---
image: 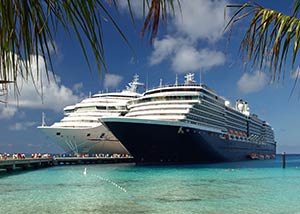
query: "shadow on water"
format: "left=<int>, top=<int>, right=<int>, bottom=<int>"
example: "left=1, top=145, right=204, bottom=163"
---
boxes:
left=133, top=154, right=300, bottom=170
left=0, top=167, right=51, bottom=178
left=201, top=154, right=300, bottom=169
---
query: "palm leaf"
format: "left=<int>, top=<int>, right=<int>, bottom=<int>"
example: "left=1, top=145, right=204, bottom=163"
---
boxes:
left=0, top=0, right=117, bottom=99
left=141, top=0, right=179, bottom=43
left=293, top=0, right=300, bottom=17
left=0, top=0, right=179, bottom=101
left=225, top=1, right=300, bottom=85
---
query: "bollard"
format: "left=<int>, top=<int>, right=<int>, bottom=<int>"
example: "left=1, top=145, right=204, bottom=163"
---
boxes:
left=282, top=152, right=286, bottom=169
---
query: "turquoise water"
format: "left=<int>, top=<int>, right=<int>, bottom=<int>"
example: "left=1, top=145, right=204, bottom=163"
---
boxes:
left=1, top=155, right=300, bottom=214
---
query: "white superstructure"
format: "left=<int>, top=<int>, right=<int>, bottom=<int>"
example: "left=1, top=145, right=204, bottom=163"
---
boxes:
left=124, top=73, right=275, bottom=146
left=38, top=74, right=143, bottom=155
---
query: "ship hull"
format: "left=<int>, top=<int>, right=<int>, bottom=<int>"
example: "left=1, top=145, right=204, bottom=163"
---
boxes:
left=102, top=118, right=276, bottom=165
left=38, top=124, right=129, bottom=155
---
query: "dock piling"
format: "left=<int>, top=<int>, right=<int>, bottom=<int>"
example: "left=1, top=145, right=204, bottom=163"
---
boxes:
left=282, top=152, right=286, bottom=169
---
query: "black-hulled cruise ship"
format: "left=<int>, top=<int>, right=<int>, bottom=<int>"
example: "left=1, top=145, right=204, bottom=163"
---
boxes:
left=101, top=73, right=276, bottom=164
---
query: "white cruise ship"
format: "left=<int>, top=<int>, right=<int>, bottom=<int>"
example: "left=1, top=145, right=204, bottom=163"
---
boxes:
left=101, top=73, right=276, bottom=164
left=38, top=75, right=143, bottom=155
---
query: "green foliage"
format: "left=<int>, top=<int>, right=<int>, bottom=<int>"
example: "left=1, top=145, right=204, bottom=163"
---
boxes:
left=0, top=0, right=178, bottom=100
left=141, top=0, right=179, bottom=43
left=226, top=1, right=300, bottom=85
left=0, top=0, right=122, bottom=97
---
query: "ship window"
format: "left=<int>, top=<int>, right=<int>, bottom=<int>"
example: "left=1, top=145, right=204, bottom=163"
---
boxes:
left=56, top=132, right=61, bottom=136
left=120, top=111, right=127, bottom=116
left=96, top=106, right=107, bottom=110
left=87, top=133, right=91, bottom=137
left=100, top=133, right=105, bottom=138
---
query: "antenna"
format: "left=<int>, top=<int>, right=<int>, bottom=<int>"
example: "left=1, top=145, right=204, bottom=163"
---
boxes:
left=159, top=78, right=163, bottom=87
left=199, top=70, right=202, bottom=84
left=175, top=74, right=178, bottom=86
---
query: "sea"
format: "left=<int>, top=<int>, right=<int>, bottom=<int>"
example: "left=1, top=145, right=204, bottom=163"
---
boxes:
left=1, top=155, right=300, bottom=214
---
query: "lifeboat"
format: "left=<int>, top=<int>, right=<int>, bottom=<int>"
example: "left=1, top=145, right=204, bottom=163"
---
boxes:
left=248, top=153, right=259, bottom=160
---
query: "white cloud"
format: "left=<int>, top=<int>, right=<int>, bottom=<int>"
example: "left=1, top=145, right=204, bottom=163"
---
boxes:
left=0, top=55, right=82, bottom=119
left=104, top=74, right=123, bottom=88
left=72, top=82, right=83, bottom=93
left=118, top=0, right=147, bottom=18
left=171, top=46, right=225, bottom=73
left=149, top=36, right=179, bottom=65
left=149, top=37, right=225, bottom=73
left=27, top=143, right=40, bottom=148
left=174, top=0, right=229, bottom=42
left=9, top=121, right=37, bottom=131
left=118, top=0, right=228, bottom=42
left=237, top=71, right=268, bottom=94
left=0, top=106, right=18, bottom=119
left=147, top=0, right=229, bottom=73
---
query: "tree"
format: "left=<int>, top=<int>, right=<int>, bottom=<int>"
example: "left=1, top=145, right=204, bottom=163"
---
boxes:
left=0, top=0, right=178, bottom=100
left=226, top=0, right=300, bottom=91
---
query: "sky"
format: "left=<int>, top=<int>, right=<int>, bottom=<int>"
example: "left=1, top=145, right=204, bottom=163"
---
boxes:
left=0, top=0, right=299, bottom=154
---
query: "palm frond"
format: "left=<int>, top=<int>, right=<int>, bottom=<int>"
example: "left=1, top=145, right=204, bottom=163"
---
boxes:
left=141, top=0, right=179, bottom=43
left=293, top=0, right=300, bottom=17
left=226, top=1, right=300, bottom=84
left=0, top=0, right=130, bottom=100
left=0, top=0, right=179, bottom=101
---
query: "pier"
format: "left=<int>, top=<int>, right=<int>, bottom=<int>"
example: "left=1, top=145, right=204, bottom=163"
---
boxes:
left=0, top=158, right=53, bottom=172
left=0, top=156, right=134, bottom=172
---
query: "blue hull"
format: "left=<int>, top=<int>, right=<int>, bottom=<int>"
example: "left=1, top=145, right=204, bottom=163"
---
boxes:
left=102, top=118, right=276, bottom=165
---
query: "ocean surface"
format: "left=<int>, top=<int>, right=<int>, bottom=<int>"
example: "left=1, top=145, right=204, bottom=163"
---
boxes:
left=1, top=155, right=300, bottom=214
